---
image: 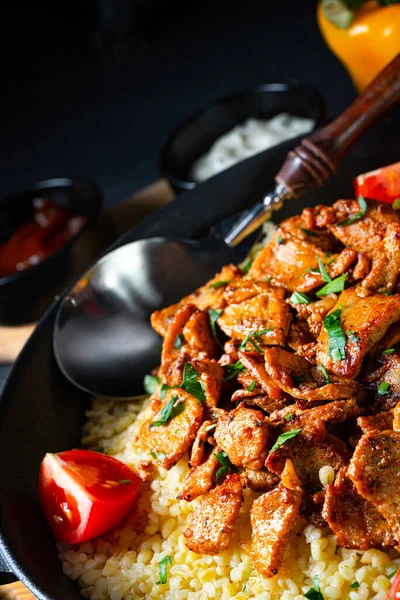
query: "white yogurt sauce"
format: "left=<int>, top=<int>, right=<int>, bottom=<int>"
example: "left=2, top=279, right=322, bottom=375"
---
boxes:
left=190, top=113, right=315, bottom=182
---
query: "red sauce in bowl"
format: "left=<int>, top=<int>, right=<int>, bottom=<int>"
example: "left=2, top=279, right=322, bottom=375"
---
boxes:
left=0, top=197, right=87, bottom=278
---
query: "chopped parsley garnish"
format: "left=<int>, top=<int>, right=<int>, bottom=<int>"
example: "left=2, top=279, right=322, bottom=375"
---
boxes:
left=214, top=451, right=237, bottom=482
left=150, top=451, right=166, bottom=461
left=248, top=380, right=257, bottom=392
left=383, top=348, right=396, bottom=354
left=389, top=568, right=398, bottom=578
left=241, top=259, right=253, bottom=274
left=348, top=331, right=360, bottom=344
left=316, top=272, right=348, bottom=297
left=284, top=413, right=294, bottom=421
left=323, top=307, right=346, bottom=362
left=270, top=428, right=302, bottom=452
left=144, top=374, right=160, bottom=395
left=385, top=290, right=393, bottom=296
left=317, top=364, right=330, bottom=384
left=318, top=257, right=331, bottom=283
left=242, top=570, right=253, bottom=592
left=208, top=308, right=223, bottom=348
left=393, top=198, right=400, bottom=210
left=349, top=581, right=360, bottom=589
left=290, top=291, right=312, bottom=305
left=160, top=383, right=175, bottom=400
left=378, top=381, right=391, bottom=396
left=266, top=277, right=273, bottom=283
left=303, top=258, right=334, bottom=277
left=277, top=235, right=284, bottom=244
left=119, top=479, right=131, bottom=484
left=174, top=333, right=185, bottom=349
left=205, top=423, right=216, bottom=432
left=156, top=555, right=172, bottom=585
left=239, top=328, right=273, bottom=354
left=339, top=195, right=367, bottom=227
left=302, top=228, right=317, bottom=237
left=209, top=280, right=230, bottom=289
left=150, top=395, right=184, bottom=427
left=222, top=360, right=246, bottom=380
left=304, top=576, right=324, bottom=600
left=181, top=363, right=206, bottom=403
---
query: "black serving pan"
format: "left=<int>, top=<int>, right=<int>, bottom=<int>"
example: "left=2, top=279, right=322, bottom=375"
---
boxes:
left=0, top=108, right=399, bottom=598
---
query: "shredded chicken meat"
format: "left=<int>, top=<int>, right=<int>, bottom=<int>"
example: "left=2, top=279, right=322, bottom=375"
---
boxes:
left=139, top=198, right=400, bottom=577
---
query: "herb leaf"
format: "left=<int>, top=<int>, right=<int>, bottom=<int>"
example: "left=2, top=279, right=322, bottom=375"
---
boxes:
left=318, top=257, right=331, bottom=283
left=349, top=582, right=360, bottom=589
left=239, top=328, right=273, bottom=354
left=339, top=196, right=367, bottom=227
left=383, top=348, right=395, bottom=355
left=205, top=423, right=216, bottom=432
left=208, top=309, right=223, bottom=348
left=156, top=555, right=172, bottom=585
left=181, top=363, right=206, bottom=403
left=393, top=198, right=400, bottom=210
left=378, top=381, right=391, bottom=396
left=316, top=273, right=348, bottom=297
left=348, top=331, right=360, bottom=344
left=222, top=360, right=246, bottom=380
left=290, top=291, right=312, bottom=305
left=150, top=395, right=184, bottom=427
left=174, top=333, right=185, bottom=349
left=323, top=307, right=346, bottom=361
left=304, top=576, right=324, bottom=600
left=270, top=429, right=302, bottom=452
left=209, top=280, right=230, bottom=289
left=119, top=479, right=131, bottom=484
left=302, top=228, right=317, bottom=237
left=214, top=451, right=236, bottom=482
left=317, top=364, right=330, bottom=384
left=248, top=380, right=257, bottom=392
left=144, top=374, right=160, bottom=395
left=160, top=383, right=176, bottom=400
left=241, top=259, right=253, bottom=274
left=150, top=450, right=166, bottom=461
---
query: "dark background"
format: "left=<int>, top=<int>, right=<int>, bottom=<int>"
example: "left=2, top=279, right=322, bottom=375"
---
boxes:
left=1, top=0, right=355, bottom=207
left=0, top=0, right=354, bottom=389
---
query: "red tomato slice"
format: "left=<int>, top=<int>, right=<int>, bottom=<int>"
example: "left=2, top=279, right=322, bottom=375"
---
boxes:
left=39, top=449, right=140, bottom=544
left=388, top=569, right=400, bottom=600
left=354, top=162, right=400, bottom=205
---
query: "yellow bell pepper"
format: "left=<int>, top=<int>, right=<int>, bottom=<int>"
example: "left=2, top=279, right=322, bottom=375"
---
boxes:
left=317, top=0, right=400, bottom=92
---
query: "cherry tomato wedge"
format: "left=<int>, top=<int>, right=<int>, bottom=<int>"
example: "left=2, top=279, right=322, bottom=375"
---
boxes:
left=39, top=449, right=140, bottom=544
left=388, top=569, right=400, bottom=599
left=354, top=161, right=400, bottom=206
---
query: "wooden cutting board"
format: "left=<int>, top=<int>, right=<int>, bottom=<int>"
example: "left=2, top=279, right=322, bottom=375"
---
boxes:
left=0, top=178, right=174, bottom=600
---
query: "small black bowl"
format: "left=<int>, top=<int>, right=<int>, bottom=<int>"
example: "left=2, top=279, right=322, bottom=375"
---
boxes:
left=159, top=82, right=327, bottom=194
left=0, top=178, right=112, bottom=325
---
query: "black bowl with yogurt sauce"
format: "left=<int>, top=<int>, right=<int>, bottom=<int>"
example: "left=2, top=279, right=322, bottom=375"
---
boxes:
left=159, top=82, right=327, bottom=194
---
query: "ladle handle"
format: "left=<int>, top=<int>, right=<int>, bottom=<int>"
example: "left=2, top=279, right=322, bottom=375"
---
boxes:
left=276, top=53, right=400, bottom=198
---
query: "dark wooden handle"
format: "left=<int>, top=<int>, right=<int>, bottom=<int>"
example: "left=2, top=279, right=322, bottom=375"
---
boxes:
left=276, top=53, right=400, bottom=198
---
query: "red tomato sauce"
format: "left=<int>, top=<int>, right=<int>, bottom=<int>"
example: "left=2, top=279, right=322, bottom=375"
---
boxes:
left=0, top=197, right=87, bottom=278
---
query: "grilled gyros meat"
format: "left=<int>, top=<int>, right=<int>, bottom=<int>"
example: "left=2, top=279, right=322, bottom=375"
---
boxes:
left=142, top=199, right=400, bottom=577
